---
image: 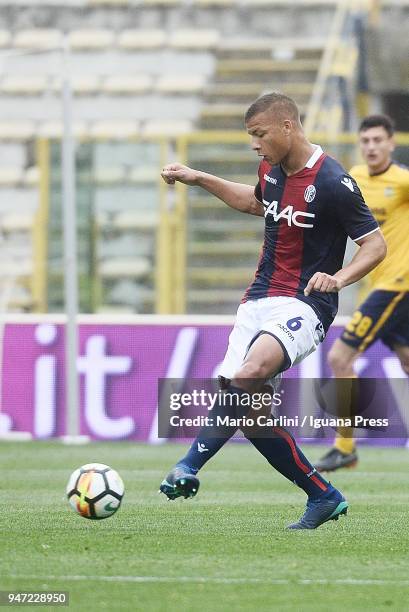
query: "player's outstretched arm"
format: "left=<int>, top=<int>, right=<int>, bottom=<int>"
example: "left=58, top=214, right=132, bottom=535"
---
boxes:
left=161, top=163, right=263, bottom=216
left=304, top=229, right=386, bottom=296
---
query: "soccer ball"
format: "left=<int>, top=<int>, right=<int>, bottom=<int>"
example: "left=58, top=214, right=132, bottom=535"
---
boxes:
left=66, top=463, right=124, bottom=520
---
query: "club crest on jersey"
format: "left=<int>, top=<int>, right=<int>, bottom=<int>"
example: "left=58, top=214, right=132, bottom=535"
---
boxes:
left=341, top=176, right=354, bottom=192
left=304, top=185, right=316, bottom=203
left=262, top=199, right=315, bottom=228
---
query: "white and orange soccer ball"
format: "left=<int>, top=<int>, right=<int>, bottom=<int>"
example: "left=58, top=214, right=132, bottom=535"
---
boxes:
left=66, top=463, right=124, bottom=520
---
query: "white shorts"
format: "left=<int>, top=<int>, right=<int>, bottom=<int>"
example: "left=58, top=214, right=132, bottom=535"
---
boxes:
left=219, top=296, right=325, bottom=382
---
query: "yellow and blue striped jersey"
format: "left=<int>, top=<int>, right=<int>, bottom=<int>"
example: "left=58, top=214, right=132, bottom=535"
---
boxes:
left=350, top=162, right=409, bottom=291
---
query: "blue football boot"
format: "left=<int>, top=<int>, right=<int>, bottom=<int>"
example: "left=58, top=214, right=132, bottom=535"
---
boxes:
left=287, top=488, right=348, bottom=529
left=159, top=464, right=200, bottom=500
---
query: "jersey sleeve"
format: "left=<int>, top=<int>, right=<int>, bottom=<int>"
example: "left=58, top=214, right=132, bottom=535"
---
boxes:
left=332, top=173, right=379, bottom=241
left=254, top=181, right=263, bottom=203
left=402, top=166, right=409, bottom=201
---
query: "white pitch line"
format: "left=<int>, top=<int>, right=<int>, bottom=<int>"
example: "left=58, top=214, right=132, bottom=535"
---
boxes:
left=7, top=576, right=409, bottom=586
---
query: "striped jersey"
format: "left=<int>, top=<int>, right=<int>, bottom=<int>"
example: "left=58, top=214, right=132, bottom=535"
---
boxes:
left=244, top=146, right=379, bottom=331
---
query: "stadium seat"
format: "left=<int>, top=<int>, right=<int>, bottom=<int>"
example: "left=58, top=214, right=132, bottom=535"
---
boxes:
left=99, top=233, right=155, bottom=259
left=194, top=0, right=235, bottom=6
left=0, top=283, right=32, bottom=310
left=216, top=58, right=320, bottom=75
left=0, top=168, right=23, bottom=186
left=102, top=75, right=153, bottom=95
left=112, top=210, right=158, bottom=229
left=99, top=257, right=151, bottom=278
left=142, top=119, right=193, bottom=137
left=95, top=211, right=110, bottom=228
left=169, top=30, right=220, bottom=50
left=218, top=37, right=275, bottom=53
left=94, top=167, right=126, bottom=184
left=205, top=82, right=263, bottom=99
left=88, top=0, right=130, bottom=5
left=278, top=82, right=315, bottom=97
left=94, top=304, right=135, bottom=314
left=188, top=267, right=253, bottom=287
left=1, top=76, right=49, bottom=95
left=218, top=36, right=325, bottom=56
left=38, top=121, right=89, bottom=138
left=188, top=288, right=239, bottom=304
left=0, top=188, right=37, bottom=215
left=118, top=29, right=166, bottom=50
left=128, top=167, right=157, bottom=183
left=68, top=29, right=115, bottom=50
left=0, top=143, right=26, bottom=168
left=23, top=167, right=40, bottom=187
left=248, top=0, right=337, bottom=5
left=13, top=29, right=62, bottom=49
left=205, top=82, right=313, bottom=103
left=102, top=281, right=155, bottom=313
left=142, top=0, right=182, bottom=6
left=0, top=121, right=36, bottom=140
left=201, top=103, right=247, bottom=117
left=0, top=212, right=34, bottom=233
left=191, top=218, right=260, bottom=236
left=155, top=75, right=206, bottom=94
left=51, top=75, right=102, bottom=95
left=0, top=259, right=32, bottom=277
left=90, top=121, right=140, bottom=139
left=200, top=103, right=253, bottom=129
left=0, top=31, right=11, bottom=47
left=189, top=240, right=260, bottom=256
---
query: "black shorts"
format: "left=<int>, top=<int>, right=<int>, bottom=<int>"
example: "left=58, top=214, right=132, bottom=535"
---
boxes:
left=341, top=290, right=409, bottom=352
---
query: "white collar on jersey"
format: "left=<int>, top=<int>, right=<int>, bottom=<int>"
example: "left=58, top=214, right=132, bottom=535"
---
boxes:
left=305, top=145, right=323, bottom=168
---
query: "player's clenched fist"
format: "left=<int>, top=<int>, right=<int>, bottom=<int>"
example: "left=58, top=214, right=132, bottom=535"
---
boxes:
left=161, top=163, right=200, bottom=186
left=304, top=272, right=345, bottom=296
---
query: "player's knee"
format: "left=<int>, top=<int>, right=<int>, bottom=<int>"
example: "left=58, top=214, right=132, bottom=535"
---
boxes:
left=401, top=363, right=409, bottom=375
left=327, top=344, right=343, bottom=371
left=234, top=360, right=267, bottom=382
left=398, top=350, right=409, bottom=375
left=327, top=342, right=354, bottom=375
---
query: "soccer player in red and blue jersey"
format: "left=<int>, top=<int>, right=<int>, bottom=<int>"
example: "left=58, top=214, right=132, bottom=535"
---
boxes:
left=159, top=93, right=386, bottom=529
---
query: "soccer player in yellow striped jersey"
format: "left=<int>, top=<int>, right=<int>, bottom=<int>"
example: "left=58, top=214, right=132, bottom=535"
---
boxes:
left=316, top=114, right=409, bottom=472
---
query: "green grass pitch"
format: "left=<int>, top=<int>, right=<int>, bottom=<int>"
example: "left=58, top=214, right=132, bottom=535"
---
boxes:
left=1, top=441, right=408, bottom=611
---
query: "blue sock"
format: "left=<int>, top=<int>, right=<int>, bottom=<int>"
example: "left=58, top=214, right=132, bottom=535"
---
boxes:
left=246, top=428, right=334, bottom=498
left=177, top=385, right=249, bottom=473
